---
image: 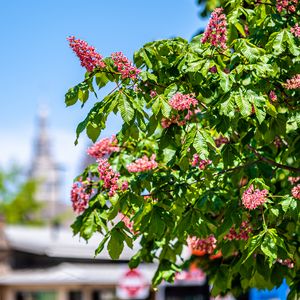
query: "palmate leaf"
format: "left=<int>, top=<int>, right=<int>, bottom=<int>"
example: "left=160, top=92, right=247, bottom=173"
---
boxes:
left=193, top=131, right=209, bottom=159
left=266, top=29, right=300, bottom=56
left=234, top=39, right=265, bottom=63
left=118, top=92, right=134, bottom=124
left=219, top=94, right=236, bottom=118
left=235, top=91, right=252, bottom=117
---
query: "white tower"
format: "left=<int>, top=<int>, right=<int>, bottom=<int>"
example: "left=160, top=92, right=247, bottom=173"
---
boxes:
left=28, top=109, right=61, bottom=221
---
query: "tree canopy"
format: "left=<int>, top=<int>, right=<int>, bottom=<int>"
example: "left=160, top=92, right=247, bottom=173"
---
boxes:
left=0, top=165, right=42, bottom=225
left=66, top=0, right=300, bottom=298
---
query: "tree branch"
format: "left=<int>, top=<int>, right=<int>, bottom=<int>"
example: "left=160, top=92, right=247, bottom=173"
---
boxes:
left=247, top=145, right=300, bottom=173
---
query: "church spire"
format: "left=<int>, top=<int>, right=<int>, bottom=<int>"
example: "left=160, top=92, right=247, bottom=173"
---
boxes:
left=35, top=107, right=51, bottom=157
left=29, top=108, right=61, bottom=222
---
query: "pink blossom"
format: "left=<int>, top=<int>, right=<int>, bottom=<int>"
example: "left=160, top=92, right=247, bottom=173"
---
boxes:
left=291, top=184, right=300, bottom=199
left=70, top=178, right=94, bottom=214
left=161, top=116, right=186, bottom=128
left=67, top=36, right=106, bottom=72
left=214, top=136, right=229, bottom=147
left=169, top=93, right=198, bottom=111
left=269, top=90, right=277, bottom=102
left=274, top=136, right=282, bottom=148
left=284, top=74, right=300, bottom=89
left=224, top=221, right=252, bottom=241
left=277, top=258, right=294, bottom=268
left=87, top=136, right=120, bottom=159
left=150, top=90, right=157, bottom=98
left=291, top=23, right=300, bottom=37
left=209, top=66, right=217, bottom=73
left=111, top=52, right=141, bottom=80
left=121, top=181, right=129, bottom=191
left=201, top=8, right=228, bottom=49
left=276, top=0, right=298, bottom=13
left=187, top=235, right=217, bottom=254
left=127, top=154, right=158, bottom=173
left=242, top=184, right=268, bottom=210
left=119, top=213, right=137, bottom=234
left=191, top=154, right=212, bottom=169
left=97, top=158, right=120, bottom=197
left=288, top=176, right=300, bottom=184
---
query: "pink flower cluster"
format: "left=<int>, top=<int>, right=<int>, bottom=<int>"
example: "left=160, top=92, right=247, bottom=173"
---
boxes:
left=291, top=23, right=300, bottom=37
left=224, top=221, right=252, bottom=241
left=169, top=93, right=198, bottom=111
left=187, top=235, right=217, bottom=254
left=277, top=258, right=294, bottom=268
left=119, top=213, right=137, bottom=234
left=191, top=154, right=212, bottom=169
left=276, top=0, right=298, bottom=13
left=269, top=90, right=277, bottom=102
left=214, top=136, right=229, bottom=147
left=201, top=8, right=228, bottom=49
left=242, top=184, right=268, bottom=210
left=87, top=136, right=120, bottom=159
left=284, top=74, right=300, bottom=89
left=67, top=36, right=106, bottom=72
left=97, top=158, right=120, bottom=197
left=111, top=52, right=141, bottom=80
left=127, top=154, right=158, bottom=173
left=161, top=108, right=201, bottom=129
left=291, top=184, right=300, bottom=199
left=288, top=176, right=300, bottom=184
left=121, top=181, right=129, bottom=191
left=161, top=116, right=185, bottom=128
left=71, top=178, right=93, bottom=214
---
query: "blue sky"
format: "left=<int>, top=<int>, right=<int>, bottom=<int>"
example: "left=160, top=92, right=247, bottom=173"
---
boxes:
left=0, top=0, right=206, bottom=201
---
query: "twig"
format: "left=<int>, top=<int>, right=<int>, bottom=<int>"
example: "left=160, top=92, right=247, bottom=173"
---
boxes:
left=247, top=145, right=300, bottom=173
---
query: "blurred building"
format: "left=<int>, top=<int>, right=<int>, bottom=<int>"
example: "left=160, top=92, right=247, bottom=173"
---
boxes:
left=0, top=224, right=157, bottom=300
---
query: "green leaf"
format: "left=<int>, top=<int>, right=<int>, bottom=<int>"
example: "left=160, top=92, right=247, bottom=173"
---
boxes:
left=243, top=232, right=264, bottom=263
left=272, top=30, right=285, bottom=55
left=95, top=235, right=109, bottom=256
left=235, top=39, right=265, bottom=63
left=107, top=229, right=124, bottom=260
left=181, top=126, right=196, bottom=156
left=86, top=123, right=101, bottom=142
left=193, top=131, right=208, bottom=159
left=280, top=196, right=297, bottom=213
left=65, top=87, right=79, bottom=107
left=219, top=72, right=232, bottom=93
left=164, top=83, right=177, bottom=98
left=118, top=92, right=134, bottom=124
left=160, top=98, right=172, bottom=118
left=81, top=211, right=96, bottom=240
left=95, top=72, right=109, bottom=88
left=261, top=233, right=277, bottom=267
left=235, top=90, right=252, bottom=117
left=75, top=117, right=89, bottom=145
left=234, top=22, right=246, bottom=37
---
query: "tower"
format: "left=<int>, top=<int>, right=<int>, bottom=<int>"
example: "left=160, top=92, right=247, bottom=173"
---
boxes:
left=28, top=109, right=61, bottom=221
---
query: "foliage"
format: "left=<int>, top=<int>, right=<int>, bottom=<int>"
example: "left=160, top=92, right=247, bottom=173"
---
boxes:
left=66, top=0, right=300, bottom=297
left=0, top=165, right=43, bottom=225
